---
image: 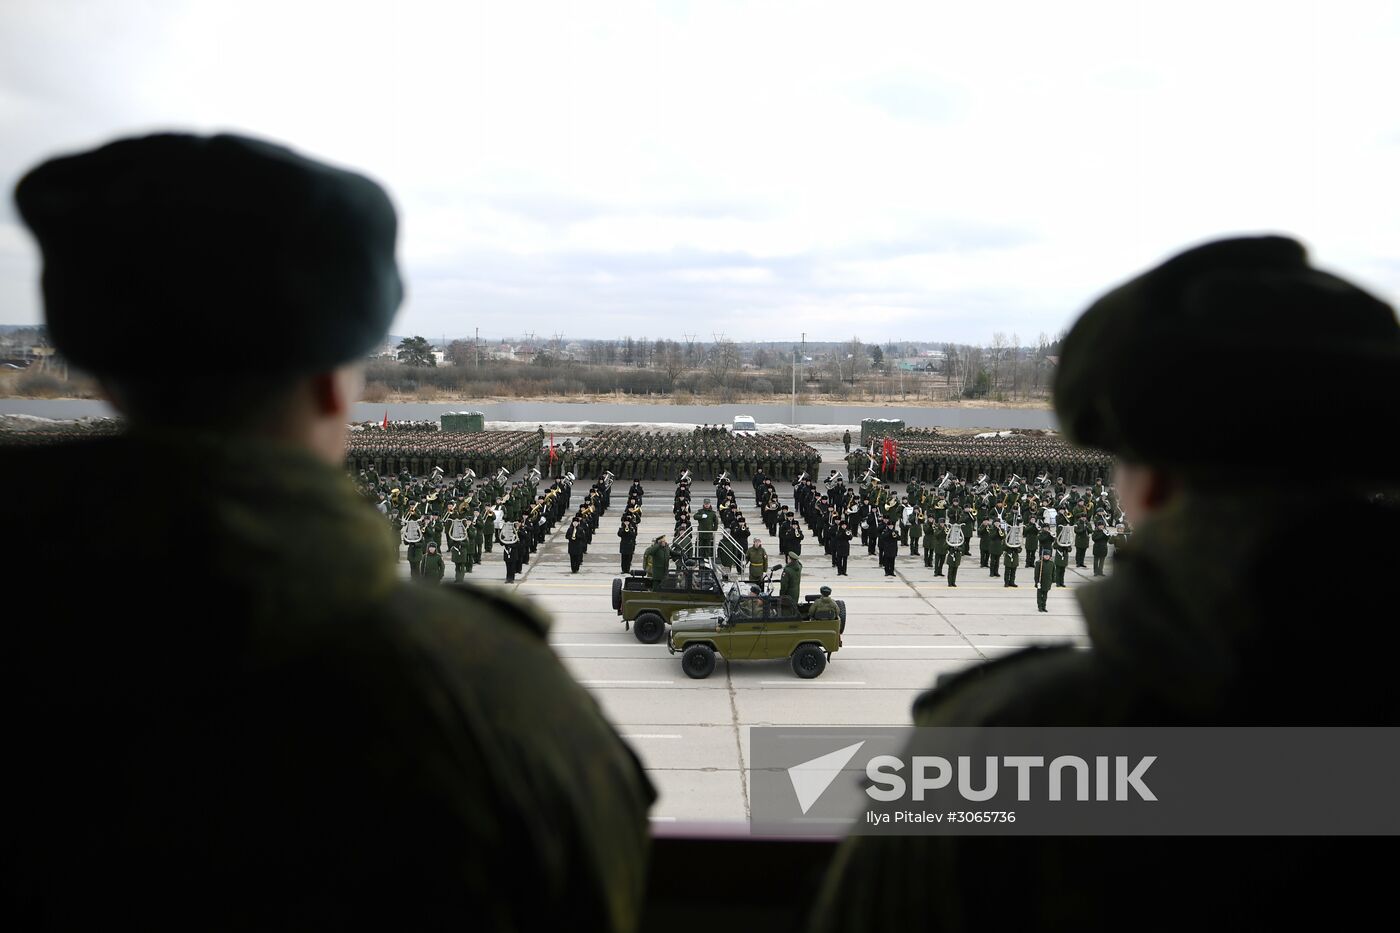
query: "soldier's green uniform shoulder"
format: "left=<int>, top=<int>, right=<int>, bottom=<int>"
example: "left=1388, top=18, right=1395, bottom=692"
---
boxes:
left=912, top=643, right=1096, bottom=726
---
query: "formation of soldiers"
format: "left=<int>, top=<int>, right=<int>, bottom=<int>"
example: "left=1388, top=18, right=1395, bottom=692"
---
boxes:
left=348, top=419, right=441, bottom=433
left=787, top=468, right=1129, bottom=609
left=350, top=458, right=578, bottom=584
left=845, top=428, right=1112, bottom=486
left=0, top=419, right=124, bottom=446
left=544, top=426, right=821, bottom=482
left=345, top=428, right=543, bottom=479
left=561, top=474, right=616, bottom=575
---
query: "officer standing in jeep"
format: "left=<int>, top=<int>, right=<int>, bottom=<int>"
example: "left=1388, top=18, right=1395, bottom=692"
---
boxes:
left=695, top=497, right=719, bottom=560
left=780, top=551, right=803, bottom=608
left=644, top=534, right=671, bottom=584
left=747, top=537, right=769, bottom=584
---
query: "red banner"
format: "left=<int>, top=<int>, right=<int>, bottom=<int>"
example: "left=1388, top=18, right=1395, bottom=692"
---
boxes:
left=881, top=437, right=898, bottom=475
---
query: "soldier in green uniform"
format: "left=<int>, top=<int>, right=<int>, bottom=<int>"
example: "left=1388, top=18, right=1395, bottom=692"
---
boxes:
left=944, top=536, right=961, bottom=587
left=694, top=497, right=719, bottom=560
left=842, top=429, right=852, bottom=453
left=814, top=235, right=1400, bottom=931
left=643, top=535, right=671, bottom=585
left=8, top=133, right=653, bottom=930
left=449, top=537, right=472, bottom=581
left=810, top=585, right=839, bottom=620
left=420, top=540, right=445, bottom=584
left=780, top=552, right=803, bottom=608
left=747, top=537, right=769, bottom=584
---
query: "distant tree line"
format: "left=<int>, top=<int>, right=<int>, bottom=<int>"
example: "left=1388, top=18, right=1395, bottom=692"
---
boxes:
left=362, top=331, right=1064, bottom=403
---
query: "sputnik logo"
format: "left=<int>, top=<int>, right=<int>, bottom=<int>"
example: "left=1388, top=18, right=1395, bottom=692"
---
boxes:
left=787, top=741, right=865, bottom=814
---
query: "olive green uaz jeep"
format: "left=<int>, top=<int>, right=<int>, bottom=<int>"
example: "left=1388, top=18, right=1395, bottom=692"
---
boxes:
left=667, top=584, right=845, bottom=679
left=613, top=560, right=727, bottom=644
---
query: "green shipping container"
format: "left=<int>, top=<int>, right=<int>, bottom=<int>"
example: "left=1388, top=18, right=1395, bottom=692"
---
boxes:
left=441, top=411, right=486, bottom=433
left=860, top=418, right=905, bottom=447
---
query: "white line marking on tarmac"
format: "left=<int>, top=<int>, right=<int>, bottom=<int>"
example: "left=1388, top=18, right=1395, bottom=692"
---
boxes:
left=650, top=816, right=679, bottom=822
left=622, top=734, right=683, bottom=739
left=579, top=679, right=676, bottom=686
left=757, top=681, right=868, bottom=686
left=555, top=643, right=1083, bottom=650
left=554, top=643, right=657, bottom=648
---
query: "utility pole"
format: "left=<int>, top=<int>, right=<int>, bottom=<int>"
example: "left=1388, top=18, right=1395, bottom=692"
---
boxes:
left=475, top=326, right=479, bottom=369
left=791, top=344, right=797, bottom=424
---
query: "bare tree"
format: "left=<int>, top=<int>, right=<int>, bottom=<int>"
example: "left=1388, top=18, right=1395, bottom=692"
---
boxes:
left=989, top=332, right=1007, bottom=397
left=705, top=338, right=741, bottom=401
left=446, top=339, right=474, bottom=366
left=659, top=340, right=686, bottom=390
left=844, top=335, right=864, bottom=384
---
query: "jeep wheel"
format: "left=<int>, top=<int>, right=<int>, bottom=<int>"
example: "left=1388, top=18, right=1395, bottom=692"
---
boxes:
left=837, top=600, right=847, bottom=634
left=611, top=577, right=624, bottom=612
left=681, top=644, right=716, bottom=679
left=634, top=612, right=665, bottom=645
left=792, top=644, right=826, bottom=679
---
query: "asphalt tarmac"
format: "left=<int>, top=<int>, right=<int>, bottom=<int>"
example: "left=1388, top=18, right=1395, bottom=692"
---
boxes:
left=400, top=443, right=1099, bottom=827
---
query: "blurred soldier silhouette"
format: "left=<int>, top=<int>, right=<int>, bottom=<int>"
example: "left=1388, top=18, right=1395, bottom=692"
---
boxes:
left=813, top=236, right=1400, bottom=932
left=5, top=132, right=652, bottom=931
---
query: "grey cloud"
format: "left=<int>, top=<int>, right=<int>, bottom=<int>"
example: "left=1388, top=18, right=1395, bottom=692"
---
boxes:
left=860, top=73, right=967, bottom=125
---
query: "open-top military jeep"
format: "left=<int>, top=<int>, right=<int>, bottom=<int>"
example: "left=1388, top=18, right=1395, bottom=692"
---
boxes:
left=613, top=559, right=728, bottom=644
left=667, top=583, right=845, bottom=679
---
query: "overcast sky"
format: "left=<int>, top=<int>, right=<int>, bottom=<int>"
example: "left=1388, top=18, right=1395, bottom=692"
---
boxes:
left=2, top=0, right=1397, bottom=344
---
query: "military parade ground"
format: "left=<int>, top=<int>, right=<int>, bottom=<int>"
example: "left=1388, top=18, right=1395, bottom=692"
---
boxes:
left=389, top=434, right=1098, bottom=825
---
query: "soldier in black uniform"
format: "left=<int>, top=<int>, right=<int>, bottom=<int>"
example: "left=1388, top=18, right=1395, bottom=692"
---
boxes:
left=1092, top=520, right=1111, bottom=576
left=832, top=520, right=852, bottom=576
left=618, top=512, right=639, bottom=572
left=814, top=235, right=1400, bottom=932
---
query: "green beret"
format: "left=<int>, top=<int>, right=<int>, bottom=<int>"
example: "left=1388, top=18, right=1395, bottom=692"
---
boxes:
left=1054, top=236, right=1399, bottom=478
left=15, top=132, right=402, bottom=377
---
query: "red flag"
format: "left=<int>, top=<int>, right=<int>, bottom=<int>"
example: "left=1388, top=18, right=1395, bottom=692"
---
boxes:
left=382, top=410, right=388, bottom=431
left=549, top=433, right=557, bottom=463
